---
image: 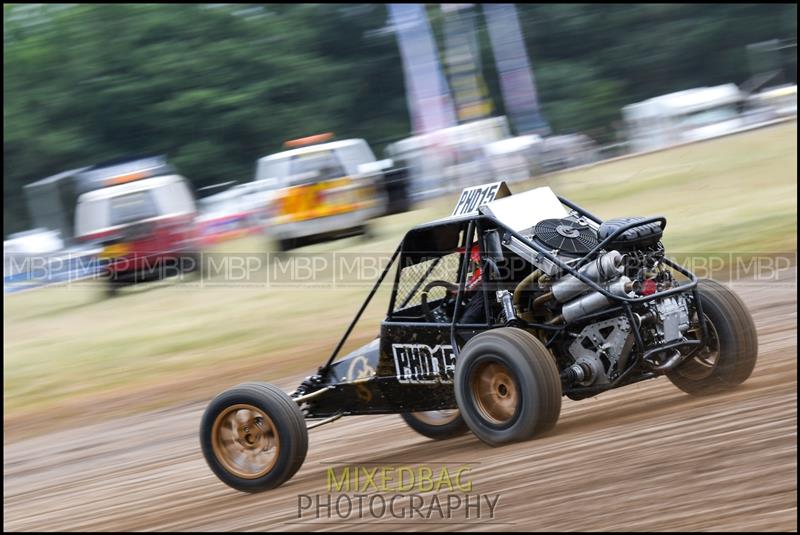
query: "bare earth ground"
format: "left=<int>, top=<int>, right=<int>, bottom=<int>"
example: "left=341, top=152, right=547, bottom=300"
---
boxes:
left=3, top=273, right=796, bottom=532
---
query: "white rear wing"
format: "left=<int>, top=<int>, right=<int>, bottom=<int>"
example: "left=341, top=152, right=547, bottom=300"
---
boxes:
left=480, top=186, right=568, bottom=232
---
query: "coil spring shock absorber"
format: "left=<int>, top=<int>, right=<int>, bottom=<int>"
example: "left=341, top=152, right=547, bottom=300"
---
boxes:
left=560, top=361, right=597, bottom=386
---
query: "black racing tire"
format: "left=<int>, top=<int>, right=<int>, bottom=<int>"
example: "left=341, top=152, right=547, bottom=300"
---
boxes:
left=200, top=382, right=308, bottom=493
left=105, top=282, right=121, bottom=298
left=401, top=410, right=469, bottom=440
left=359, top=223, right=375, bottom=241
left=182, top=251, right=205, bottom=278
left=278, top=238, right=298, bottom=253
left=454, top=327, right=562, bottom=446
left=667, top=279, right=758, bottom=396
left=105, top=272, right=125, bottom=298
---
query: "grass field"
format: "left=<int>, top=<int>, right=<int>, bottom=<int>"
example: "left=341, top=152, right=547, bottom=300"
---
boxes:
left=3, top=121, right=797, bottom=426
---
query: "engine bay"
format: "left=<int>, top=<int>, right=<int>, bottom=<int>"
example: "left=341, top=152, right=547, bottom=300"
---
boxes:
left=496, top=213, right=699, bottom=391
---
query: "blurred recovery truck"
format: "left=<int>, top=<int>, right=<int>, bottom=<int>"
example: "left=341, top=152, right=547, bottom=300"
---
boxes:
left=71, top=156, right=202, bottom=295
left=255, top=134, right=411, bottom=252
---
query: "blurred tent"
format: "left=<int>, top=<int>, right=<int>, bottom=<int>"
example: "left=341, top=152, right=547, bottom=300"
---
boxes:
left=622, top=84, right=747, bottom=152
left=23, top=168, right=90, bottom=246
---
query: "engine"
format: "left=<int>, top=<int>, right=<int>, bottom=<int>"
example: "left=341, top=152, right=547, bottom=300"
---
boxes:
left=513, top=215, right=693, bottom=387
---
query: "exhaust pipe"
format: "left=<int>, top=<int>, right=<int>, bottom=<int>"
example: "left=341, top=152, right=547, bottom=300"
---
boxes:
left=551, top=250, right=625, bottom=303
left=647, top=350, right=684, bottom=372
left=560, top=277, right=635, bottom=324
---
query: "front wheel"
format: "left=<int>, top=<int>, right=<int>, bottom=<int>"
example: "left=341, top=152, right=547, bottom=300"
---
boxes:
left=668, top=279, right=758, bottom=396
left=200, top=382, right=308, bottom=492
left=401, top=410, right=469, bottom=440
left=454, top=327, right=562, bottom=446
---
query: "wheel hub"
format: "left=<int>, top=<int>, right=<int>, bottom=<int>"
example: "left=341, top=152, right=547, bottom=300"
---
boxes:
left=212, top=404, right=280, bottom=479
left=471, top=362, right=519, bottom=425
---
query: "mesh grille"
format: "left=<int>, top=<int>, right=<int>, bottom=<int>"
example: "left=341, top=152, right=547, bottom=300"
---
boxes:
left=394, top=252, right=461, bottom=311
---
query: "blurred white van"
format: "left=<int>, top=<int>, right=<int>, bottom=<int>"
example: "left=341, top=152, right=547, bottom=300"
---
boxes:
left=255, top=136, right=386, bottom=251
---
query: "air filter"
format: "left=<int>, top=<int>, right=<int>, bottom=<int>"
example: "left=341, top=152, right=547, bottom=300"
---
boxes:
left=533, top=218, right=599, bottom=256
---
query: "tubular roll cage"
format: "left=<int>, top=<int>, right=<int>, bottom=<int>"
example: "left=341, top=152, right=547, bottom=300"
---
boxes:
left=319, top=195, right=708, bottom=389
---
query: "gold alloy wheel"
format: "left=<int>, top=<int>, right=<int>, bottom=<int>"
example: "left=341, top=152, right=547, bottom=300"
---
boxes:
left=409, top=409, right=461, bottom=426
left=470, top=361, right=519, bottom=425
left=211, top=404, right=280, bottom=479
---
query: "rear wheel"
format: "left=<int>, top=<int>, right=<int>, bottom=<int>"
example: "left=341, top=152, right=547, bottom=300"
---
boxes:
left=455, top=327, right=562, bottom=446
left=401, top=410, right=469, bottom=440
left=200, top=382, right=308, bottom=492
left=668, top=279, right=758, bottom=395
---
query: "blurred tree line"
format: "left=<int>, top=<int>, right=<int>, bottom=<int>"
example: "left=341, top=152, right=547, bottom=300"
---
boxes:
left=4, top=3, right=796, bottom=234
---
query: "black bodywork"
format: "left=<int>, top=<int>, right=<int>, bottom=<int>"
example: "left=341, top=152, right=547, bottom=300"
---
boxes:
left=292, top=194, right=707, bottom=419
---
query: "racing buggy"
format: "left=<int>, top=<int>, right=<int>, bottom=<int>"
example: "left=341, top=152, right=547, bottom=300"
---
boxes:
left=200, top=182, right=758, bottom=492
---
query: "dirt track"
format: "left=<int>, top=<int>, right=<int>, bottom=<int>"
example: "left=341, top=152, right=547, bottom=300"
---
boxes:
left=4, top=276, right=797, bottom=532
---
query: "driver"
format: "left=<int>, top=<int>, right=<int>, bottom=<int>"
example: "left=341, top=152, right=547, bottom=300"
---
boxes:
left=424, top=245, right=487, bottom=324
left=423, top=240, right=511, bottom=324
left=459, top=246, right=487, bottom=324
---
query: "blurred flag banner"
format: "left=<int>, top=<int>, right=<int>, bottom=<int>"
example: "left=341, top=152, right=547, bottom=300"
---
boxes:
left=483, top=3, right=549, bottom=135
left=441, top=4, right=493, bottom=123
left=389, top=3, right=458, bottom=134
